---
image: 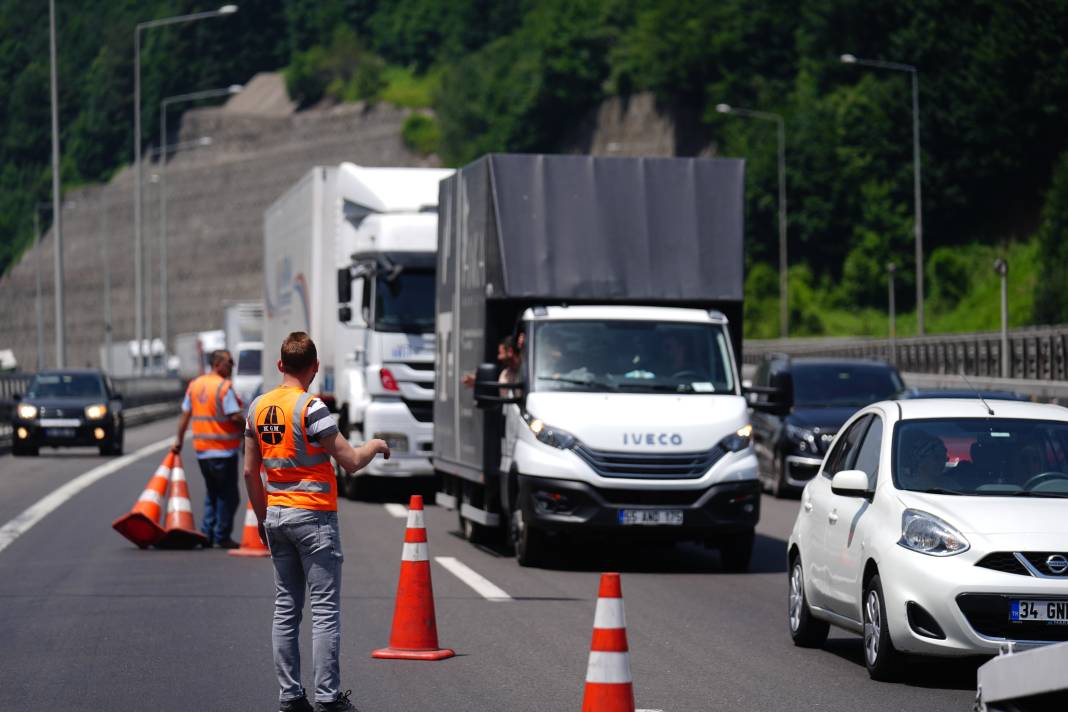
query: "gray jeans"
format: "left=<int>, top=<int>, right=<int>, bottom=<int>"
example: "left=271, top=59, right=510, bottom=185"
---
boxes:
left=264, top=506, right=343, bottom=703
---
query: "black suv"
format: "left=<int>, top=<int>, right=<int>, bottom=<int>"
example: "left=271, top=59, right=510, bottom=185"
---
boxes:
left=11, top=370, right=125, bottom=456
left=748, top=356, right=903, bottom=496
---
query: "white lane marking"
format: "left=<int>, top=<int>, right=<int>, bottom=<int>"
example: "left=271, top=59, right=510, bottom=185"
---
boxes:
left=383, top=503, right=408, bottom=518
left=0, top=437, right=173, bottom=556
left=434, top=556, right=512, bottom=601
left=637, top=709, right=665, bottom=711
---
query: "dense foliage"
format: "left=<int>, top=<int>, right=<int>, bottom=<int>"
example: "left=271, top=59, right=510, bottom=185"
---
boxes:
left=2, top=0, right=1067, bottom=336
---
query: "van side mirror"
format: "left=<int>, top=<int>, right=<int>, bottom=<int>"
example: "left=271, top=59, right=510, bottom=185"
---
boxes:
left=338, top=305, right=353, bottom=323
left=473, top=362, right=524, bottom=409
left=337, top=267, right=352, bottom=305
left=831, top=469, right=872, bottom=498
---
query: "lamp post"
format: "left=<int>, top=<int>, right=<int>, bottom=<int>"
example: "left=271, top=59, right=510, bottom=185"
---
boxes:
left=159, top=86, right=240, bottom=353
left=716, top=103, right=788, bottom=337
left=994, top=257, right=1009, bottom=378
left=133, top=5, right=237, bottom=373
left=33, top=201, right=76, bottom=371
left=886, top=262, right=897, bottom=364
left=48, top=0, right=65, bottom=367
left=841, top=53, right=925, bottom=335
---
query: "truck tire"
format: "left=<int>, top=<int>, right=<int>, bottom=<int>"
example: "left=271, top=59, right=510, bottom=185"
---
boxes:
left=511, top=507, right=548, bottom=568
left=719, top=530, right=754, bottom=572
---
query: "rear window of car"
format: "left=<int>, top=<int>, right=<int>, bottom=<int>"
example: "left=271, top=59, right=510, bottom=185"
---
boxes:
left=28, top=373, right=105, bottom=399
left=792, top=364, right=902, bottom=407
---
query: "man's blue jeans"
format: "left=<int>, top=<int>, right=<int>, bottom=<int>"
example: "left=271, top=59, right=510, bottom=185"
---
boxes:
left=195, top=454, right=239, bottom=543
left=264, top=506, right=343, bottom=704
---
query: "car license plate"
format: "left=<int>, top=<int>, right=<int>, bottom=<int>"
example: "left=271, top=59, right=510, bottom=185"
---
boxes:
left=44, top=428, right=76, bottom=438
left=1010, top=600, right=1068, bottom=624
left=39, top=418, right=81, bottom=427
left=618, top=509, right=683, bottom=526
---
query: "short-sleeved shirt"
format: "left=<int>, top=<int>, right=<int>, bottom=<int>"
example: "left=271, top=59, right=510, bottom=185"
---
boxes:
left=183, top=385, right=243, bottom=459
left=244, top=395, right=339, bottom=445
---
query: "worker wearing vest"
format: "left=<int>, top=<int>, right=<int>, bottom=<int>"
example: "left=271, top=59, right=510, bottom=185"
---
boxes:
left=244, top=332, right=389, bottom=712
left=173, top=349, right=244, bottom=548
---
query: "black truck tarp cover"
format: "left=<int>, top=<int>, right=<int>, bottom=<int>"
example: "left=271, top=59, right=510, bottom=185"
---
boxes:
left=434, top=153, right=746, bottom=481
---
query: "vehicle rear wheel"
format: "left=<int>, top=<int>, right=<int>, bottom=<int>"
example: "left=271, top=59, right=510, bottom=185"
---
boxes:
left=511, top=507, right=548, bottom=567
left=863, top=574, right=904, bottom=681
left=719, top=530, right=755, bottom=572
left=788, top=555, right=829, bottom=647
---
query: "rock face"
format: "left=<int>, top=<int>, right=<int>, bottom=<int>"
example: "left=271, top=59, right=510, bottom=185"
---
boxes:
left=0, top=73, right=438, bottom=371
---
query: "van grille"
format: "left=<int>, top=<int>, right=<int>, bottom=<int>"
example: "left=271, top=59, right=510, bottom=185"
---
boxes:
left=572, top=445, right=726, bottom=480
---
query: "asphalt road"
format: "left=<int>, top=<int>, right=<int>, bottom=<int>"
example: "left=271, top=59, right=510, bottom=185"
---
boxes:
left=0, top=417, right=979, bottom=711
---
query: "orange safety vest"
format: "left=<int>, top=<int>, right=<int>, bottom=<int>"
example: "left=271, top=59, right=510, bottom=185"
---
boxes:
left=249, top=385, right=336, bottom=511
left=188, top=373, right=243, bottom=453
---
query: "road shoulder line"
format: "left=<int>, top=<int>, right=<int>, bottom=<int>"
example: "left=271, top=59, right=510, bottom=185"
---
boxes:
left=434, top=555, right=512, bottom=601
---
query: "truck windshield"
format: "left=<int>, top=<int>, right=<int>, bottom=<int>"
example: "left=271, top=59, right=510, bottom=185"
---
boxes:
left=28, top=373, right=105, bottom=399
left=237, top=349, right=261, bottom=375
left=531, top=320, right=734, bottom=394
left=375, top=270, right=435, bottom=333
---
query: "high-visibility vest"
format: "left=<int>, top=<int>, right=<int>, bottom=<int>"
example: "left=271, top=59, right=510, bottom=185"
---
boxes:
left=249, top=385, right=336, bottom=511
left=188, top=373, right=243, bottom=453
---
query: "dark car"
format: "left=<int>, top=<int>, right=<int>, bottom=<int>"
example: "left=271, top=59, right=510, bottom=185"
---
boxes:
left=11, top=370, right=124, bottom=456
left=747, top=356, right=903, bottom=496
left=897, top=387, right=1029, bottom=401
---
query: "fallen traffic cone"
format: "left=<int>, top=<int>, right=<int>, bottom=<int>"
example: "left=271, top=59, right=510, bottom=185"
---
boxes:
left=229, top=502, right=270, bottom=558
left=581, top=573, right=635, bottom=712
left=111, top=451, right=173, bottom=548
left=372, top=495, right=454, bottom=661
left=156, top=454, right=209, bottom=550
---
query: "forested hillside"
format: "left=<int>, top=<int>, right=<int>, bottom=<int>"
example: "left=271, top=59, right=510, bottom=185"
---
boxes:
left=3, top=0, right=1067, bottom=335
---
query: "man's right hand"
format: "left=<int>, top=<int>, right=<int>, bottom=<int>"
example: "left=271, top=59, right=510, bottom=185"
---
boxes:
left=171, top=438, right=183, bottom=454
left=365, top=438, right=391, bottom=461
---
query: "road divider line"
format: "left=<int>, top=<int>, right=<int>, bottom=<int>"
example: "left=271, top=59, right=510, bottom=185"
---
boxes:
left=0, top=437, right=173, bottom=556
left=383, top=503, right=409, bottom=518
left=434, top=556, right=512, bottom=601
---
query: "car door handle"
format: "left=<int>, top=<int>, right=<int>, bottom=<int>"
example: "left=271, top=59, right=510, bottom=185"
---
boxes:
left=827, top=510, right=839, bottom=525
left=803, top=499, right=813, bottom=512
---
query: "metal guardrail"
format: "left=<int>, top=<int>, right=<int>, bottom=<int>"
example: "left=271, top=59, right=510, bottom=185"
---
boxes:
left=744, top=325, right=1068, bottom=381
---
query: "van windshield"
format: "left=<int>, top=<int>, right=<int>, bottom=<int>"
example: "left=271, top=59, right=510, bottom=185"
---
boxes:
left=530, top=320, right=734, bottom=394
left=375, top=270, right=435, bottom=333
left=237, top=349, right=261, bottom=375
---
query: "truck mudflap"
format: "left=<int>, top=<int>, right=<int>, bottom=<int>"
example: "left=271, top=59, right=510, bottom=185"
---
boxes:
left=517, top=474, right=760, bottom=537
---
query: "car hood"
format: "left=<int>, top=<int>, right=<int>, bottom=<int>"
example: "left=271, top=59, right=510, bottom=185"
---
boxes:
left=786, top=406, right=858, bottom=431
left=896, top=490, right=1068, bottom=535
left=525, top=391, right=747, bottom=452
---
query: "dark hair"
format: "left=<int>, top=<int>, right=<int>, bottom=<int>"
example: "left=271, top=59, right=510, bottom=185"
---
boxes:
left=500, top=336, right=516, bottom=352
left=280, top=332, right=317, bottom=374
left=211, top=350, right=232, bottom=368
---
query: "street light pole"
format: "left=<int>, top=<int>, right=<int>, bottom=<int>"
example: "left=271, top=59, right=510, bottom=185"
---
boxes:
left=49, top=0, right=65, bottom=367
left=133, top=5, right=238, bottom=373
left=159, top=86, right=241, bottom=355
left=994, top=258, right=1009, bottom=378
left=841, top=53, right=925, bottom=335
left=887, top=262, right=897, bottom=364
left=33, top=209, right=44, bottom=371
left=716, top=103, right=788, bottom=337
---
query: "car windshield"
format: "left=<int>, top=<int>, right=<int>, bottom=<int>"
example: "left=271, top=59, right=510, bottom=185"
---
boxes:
left=375, top=269, right=435, bottom=333
left=792, top=364, right=902, bottom=407
left=531, top=320, right=734, bottom=394
left=237, top=349, right=261, bottom=375
left=27, top=373, right=105, bottom=399
left=893, top=418, right=1068, bottom=497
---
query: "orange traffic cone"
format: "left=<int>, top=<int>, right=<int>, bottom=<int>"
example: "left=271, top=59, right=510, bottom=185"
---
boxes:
left=372, top=495, right=454, bottom=660
left=111, top=451, right=173, bottom=548
left=581, top=573, right=635, bottom=712
left=229, top=502, right=270, bottom=558
left=156, top=455, right=209, bottom=549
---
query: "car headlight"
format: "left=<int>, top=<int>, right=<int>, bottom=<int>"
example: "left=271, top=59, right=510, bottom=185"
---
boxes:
left=524, top=415, right=576, bottom=450
left=898, top=509, right=970, bottom=556
left=16, top=403, right=38, bottom=419
left=720, top=423, right=753, bottom=452
left=85, top=404, right=108, bottom=420
left=785, top=424, right=818, bottom=453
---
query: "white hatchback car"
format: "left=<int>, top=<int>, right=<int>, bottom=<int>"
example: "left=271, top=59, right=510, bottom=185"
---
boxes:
left=787, top=398, right=1068, bottom=679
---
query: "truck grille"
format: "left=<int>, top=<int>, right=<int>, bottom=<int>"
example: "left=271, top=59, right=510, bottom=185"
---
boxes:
left=403, top=399, right=433, bottom=423
left=572, top=445, right=726, bottom=480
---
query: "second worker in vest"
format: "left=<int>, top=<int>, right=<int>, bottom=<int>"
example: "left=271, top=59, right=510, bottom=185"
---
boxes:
left=173, top=349, right=245, bottom=548
left=244, top=332, right=390, bottom=712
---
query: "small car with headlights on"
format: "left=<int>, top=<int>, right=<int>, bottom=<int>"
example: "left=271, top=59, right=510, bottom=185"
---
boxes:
left=11, top=370, right=124, bottom=456
left=787, top=398, right=1068, bottom=680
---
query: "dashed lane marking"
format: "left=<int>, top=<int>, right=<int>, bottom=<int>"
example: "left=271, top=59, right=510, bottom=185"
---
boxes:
left=0, top=437, right=173, bottom=556
left=383, top=503, right=408, bottom=518
left=434, top=555, right=512, bottom=601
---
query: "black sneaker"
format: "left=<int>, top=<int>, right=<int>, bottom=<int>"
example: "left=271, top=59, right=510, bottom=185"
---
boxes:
left=314, top=690, right=358, bottom=712
left=217, top=538, right=241, bottom=550
left=279, top=694, right=313, bottom=712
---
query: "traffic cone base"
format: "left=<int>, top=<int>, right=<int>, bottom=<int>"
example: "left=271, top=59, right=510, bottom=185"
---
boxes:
left=111, top=512, right=166, bottom=549
left=371, top=646, right=455, bottom=661
left=229, top=502, right=270, bottom=558
left=112, top=453, right=173, bottom=548
left=156, top=457, right=208, bottom=550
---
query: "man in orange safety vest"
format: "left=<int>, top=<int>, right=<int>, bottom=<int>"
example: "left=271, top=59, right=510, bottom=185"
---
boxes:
left=244, top=331, right=389, bottom=712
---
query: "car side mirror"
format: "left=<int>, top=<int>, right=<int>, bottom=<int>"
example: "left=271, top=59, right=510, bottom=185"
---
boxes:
left=831, top=469, right=872, bottom=498
left=744, top=385, right=791, bottom=415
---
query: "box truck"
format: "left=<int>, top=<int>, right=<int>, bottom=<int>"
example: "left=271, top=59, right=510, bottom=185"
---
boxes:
left=223, top=301, right=264, bottom=406
left=434, top=154, right=759, bottom=568
left=265, top=163, right=452, bottom=496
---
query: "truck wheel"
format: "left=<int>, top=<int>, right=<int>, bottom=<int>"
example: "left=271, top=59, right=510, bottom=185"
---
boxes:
left=511, top=508, right=548, bottom=567
left=719, top=530, right=754, bottom=572
left=458, top=511, right=487, bottom=544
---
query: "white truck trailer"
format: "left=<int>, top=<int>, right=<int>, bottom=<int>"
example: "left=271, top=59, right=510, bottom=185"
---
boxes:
left=435, top=154, right=760, bottom=569
left=265, top=163, right=452, bottom=497
left=223, top=301, right=264, bottom=406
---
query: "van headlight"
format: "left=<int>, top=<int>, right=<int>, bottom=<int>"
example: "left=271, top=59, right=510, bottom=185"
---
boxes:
left=17, top=403, right=38, bottom=419
left=898, top=509, right=970, bottom=556
left=85, top=404, right=108, bottom=420
left=720, top=423, right=753, bottom=452
left=524, top=414, right=576, bottom=450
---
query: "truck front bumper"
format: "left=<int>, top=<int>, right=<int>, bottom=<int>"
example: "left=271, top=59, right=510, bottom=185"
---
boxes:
left=359, top=400, right=433, bottom=477
left=518, top=474, right=761, bottom=540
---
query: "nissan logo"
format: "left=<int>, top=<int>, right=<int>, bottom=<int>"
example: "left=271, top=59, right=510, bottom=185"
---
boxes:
left=1046, top=555, right=1068, bottom=575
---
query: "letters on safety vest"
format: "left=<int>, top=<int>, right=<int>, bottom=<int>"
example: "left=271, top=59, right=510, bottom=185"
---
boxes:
left=188, top=374, right=242, bottom=453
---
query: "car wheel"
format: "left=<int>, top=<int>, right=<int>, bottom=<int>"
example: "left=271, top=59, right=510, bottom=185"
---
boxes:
left=511, top=507, right=548, bottom=567
left=863, top=574, right=904, bottom=681
left=788, top=555, right=829, bottom=647
left=720, top=530, right=755, bottom=572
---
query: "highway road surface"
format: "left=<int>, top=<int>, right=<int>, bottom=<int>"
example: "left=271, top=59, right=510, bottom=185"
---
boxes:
left=0, top=417, right=979, bottom=711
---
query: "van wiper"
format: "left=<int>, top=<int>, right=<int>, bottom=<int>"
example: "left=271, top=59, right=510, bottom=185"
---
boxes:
left=1005, top=490, right=1068, bottom=498
left=537, top=375, right=615, bottom=391
left=618, top=382, right=690, bottom=393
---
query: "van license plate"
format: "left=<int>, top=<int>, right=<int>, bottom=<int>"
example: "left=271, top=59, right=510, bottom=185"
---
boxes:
left=1010, top=600, right=1068, bottom=624
left=618, top=509, right=683, bottom=526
